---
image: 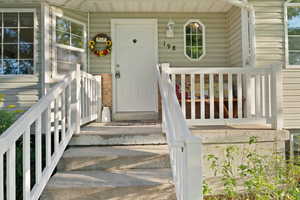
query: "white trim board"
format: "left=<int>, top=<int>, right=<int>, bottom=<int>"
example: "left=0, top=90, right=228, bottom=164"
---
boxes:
left=111, top=19, right=159, bottom=117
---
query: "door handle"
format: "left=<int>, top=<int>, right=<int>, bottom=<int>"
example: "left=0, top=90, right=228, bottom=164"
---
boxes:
left=115, top=71, right=121, bottom=79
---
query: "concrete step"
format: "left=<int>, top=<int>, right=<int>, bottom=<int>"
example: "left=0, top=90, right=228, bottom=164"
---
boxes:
left=70, top=123, right=166, bottom=146
left=41, top=169, right=175, bottom=200
left=57, top=145, right=170, bottom=171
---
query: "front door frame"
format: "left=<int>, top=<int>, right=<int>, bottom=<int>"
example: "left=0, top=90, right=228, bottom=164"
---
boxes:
left=111, top=18, right=159, bottom=117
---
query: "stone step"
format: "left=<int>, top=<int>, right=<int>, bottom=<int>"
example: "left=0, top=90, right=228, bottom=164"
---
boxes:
left=57, top=145, right=170, bottom=171
left=41, top=169, right=175, bottom=200
left=70, top=124, right=166, bottom=146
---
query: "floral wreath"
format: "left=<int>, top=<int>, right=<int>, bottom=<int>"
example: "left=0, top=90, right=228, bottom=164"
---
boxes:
left=88, top=33, right=112, bottom=57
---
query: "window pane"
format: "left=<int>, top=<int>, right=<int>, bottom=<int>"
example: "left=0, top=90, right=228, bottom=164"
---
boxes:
left=3, top=28, right=18, bottom=43
left=185, top=25, right=191, bottom=34
left=20, top=44, right=33, bottom=59
left=197, top=36, right=203, bottom=46
left=20, top=28, right=34, bottom=43
left=186, top=35, right=191, bottom=46
left=70, top=51, right=83, bottom=64
left=289, top=52, right=300, bottom=65
left=288, top=7, right=300, bottom=35
left=57, top=62, right=73, bottom=74
left=3, top=13, right=18, bottom=27
left=57, top=47, right=70, bottom=62
left=56, top=17, right=70, bottom=32
left=20, top=13, right=33, bottom=27
left=186, top=46, right=191, bottom=57
left=71, top=35, right=83, bottom=48
left=56, top=31, right=70, bottom=46
left=19, top=60, right=33, bottom=74
left=3, top=44, right=18, bottom=59
left=192, top=47, right=198, bottom=59
left=71, top=22, right=83, bottom=37
left=3, top=59, right=18, bottom=74
left=0, top=62, right=3, bottom=74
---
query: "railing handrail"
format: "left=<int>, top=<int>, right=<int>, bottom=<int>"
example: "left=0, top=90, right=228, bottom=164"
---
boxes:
left=0, top=64, right=102, bottom=200
left=156, top=63, right=203, bottom=200
left=165, top=65, right=280, bottom=74
left=0, top=71, right=76, bottom=154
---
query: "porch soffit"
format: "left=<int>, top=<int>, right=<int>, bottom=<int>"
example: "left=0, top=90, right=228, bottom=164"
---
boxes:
left=2, top=0, right=234, bottom=12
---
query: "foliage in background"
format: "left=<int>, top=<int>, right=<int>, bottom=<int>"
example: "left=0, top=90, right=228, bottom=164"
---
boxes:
left=0, top=94, right=25, bottom=199
left=0, top=94, right=23, bottom=134
left=204, top=136, right=300, bottom=200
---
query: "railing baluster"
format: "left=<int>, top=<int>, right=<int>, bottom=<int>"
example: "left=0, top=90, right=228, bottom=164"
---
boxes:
left=0, top=154, right=3, bottom=200
left=35, top=116, right=42, bottom=184
left=7, top=144, right=16, bottom=200
left=209, top=73, right=214, bottom=119
left=171, top=74, right=176, bottom=92
left=54, top=98, right=59, bottom=153
left=61, top=91, right=66, bottom=140
left=255, top=74, right=262, bottom=118
left=228, top=73, right=233, bottom=119
left=219, top=73, right=224, bottom=119
left=261, top=75, right=266, bottom=117
left=265, top=73, right=271, bottom=119
left=191, top=74, right=196, bottom=120
left=23, top=127, right=31, bottom=200
left=46, top=106, right=51, bottom=166
left=237, top=73, right=243, bottom=118
left=246, top=74, right=252, bottom=118
left=181, top=74, right=186, bottom=117
left=200, top=73, right=205, bottom=119
left=68, top=85, right=72, bottom=132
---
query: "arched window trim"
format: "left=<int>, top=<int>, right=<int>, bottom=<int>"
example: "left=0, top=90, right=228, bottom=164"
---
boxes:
left=183, top=19, right=206, bottom=61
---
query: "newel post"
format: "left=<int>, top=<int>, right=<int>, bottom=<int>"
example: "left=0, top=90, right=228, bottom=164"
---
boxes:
left=271, top=65, right=283, bottom=130
left=75, top=64, right=81, bottom=134
left=95, top=76, right=102, bottom=123
left=184, top=136, right=203, bottom=200
left=160, top=63, right=170, bottom=133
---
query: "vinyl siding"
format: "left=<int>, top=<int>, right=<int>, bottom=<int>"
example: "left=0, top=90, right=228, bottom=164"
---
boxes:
left=0, top=3, right=41, bottom=111
left=227, top=6, right=243, bottom=67
left=89, top=12, right=237, bottom=74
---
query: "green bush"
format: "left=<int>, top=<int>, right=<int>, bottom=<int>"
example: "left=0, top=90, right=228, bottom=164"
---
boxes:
left=0, top=94, right=24, bottom=199
left=205, top=137, right=300, bottom=200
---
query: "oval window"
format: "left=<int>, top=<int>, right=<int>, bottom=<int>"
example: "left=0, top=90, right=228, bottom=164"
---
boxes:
left=184, top=20, right=205, bottom=61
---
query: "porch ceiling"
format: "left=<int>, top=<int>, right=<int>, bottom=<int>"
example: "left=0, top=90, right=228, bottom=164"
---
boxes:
left=47, top=0, right=233, bottom=12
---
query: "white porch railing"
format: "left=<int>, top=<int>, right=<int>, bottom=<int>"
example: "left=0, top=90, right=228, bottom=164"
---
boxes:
left=80, top=71, right=102, bottom=125
left=156, top=63, right=203, bottom=200
left=161, top=63, right=283, bottom=129
left=0, top=65, right=101, bottom=200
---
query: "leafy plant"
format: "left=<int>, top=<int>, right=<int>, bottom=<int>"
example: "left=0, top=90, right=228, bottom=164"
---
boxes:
left=205, top=136, right=300, bottom=200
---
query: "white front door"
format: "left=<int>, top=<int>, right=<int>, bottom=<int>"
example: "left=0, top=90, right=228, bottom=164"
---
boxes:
left=112, top=19, right=158, bottom=114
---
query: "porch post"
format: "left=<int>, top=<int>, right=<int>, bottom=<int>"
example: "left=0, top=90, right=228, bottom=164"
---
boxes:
left=160, top=63, right=170, bottom=133
left=95, top=76, right=102, bottom=123
left=271, top=65, right=283, bottom=130
left=75, top=64, right=81, bottom=134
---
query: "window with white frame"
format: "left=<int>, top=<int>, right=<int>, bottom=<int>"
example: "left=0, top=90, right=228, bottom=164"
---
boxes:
left=184, top=19, right=205, bottom=61
left=0, top=11, right=35, bottom=75
left=55, top=16, right=85, bottom=75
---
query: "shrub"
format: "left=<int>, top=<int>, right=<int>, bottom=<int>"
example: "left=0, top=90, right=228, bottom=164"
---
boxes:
left=205, top=136, right=300, bottom=200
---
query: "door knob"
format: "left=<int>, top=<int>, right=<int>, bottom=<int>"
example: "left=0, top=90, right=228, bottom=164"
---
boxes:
left=115, top=71, right=121, bottom=79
